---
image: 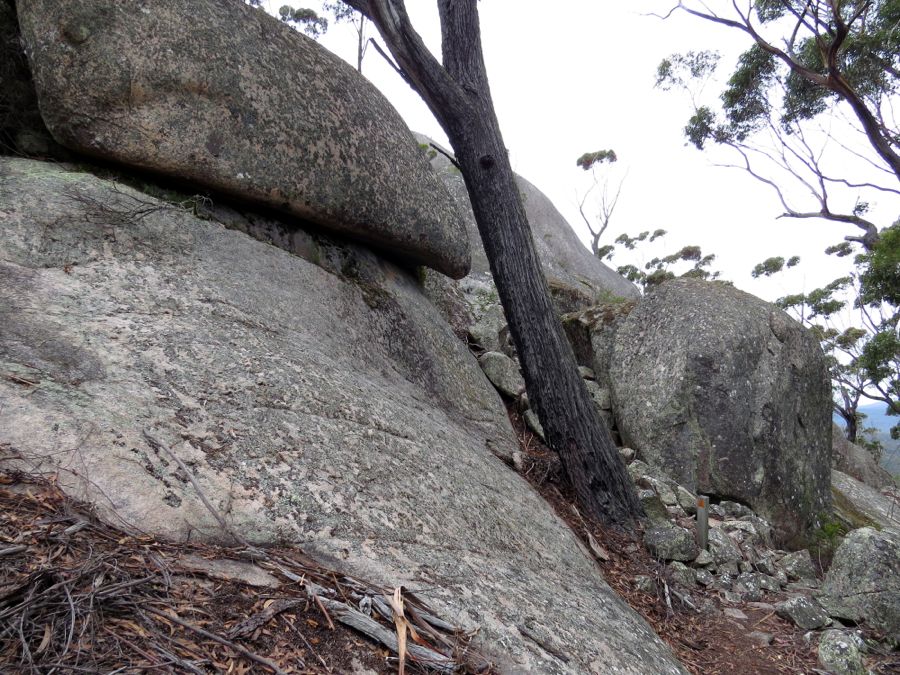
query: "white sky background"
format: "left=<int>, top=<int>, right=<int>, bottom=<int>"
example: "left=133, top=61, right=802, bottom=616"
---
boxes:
left=261, top=1, right=899, bottom=305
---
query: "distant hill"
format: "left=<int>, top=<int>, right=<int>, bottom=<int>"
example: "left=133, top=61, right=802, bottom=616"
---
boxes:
left=834, top=402, right=900, bottom=476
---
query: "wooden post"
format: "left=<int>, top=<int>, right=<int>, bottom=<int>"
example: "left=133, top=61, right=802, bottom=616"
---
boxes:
left=696, top=495, right=709, bottom=551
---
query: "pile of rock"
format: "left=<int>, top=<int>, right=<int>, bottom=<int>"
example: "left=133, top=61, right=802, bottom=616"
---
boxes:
left=625, top=450, right=899, bottom=673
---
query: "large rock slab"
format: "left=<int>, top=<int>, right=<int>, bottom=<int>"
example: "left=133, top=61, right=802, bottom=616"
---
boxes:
left=831, top=469, right=900, bottom=531
left=0, top=0, right=68, bottom=158
left=14, top=0, right=468, bottom=278
left=832, top=424, right=895, bottom=489
left=0, top=158, right=684, bottom=674
left=419, top=135, right=638, bottom=299
left=817, top=527, right=900, bottom=640
left=610, top=278, right=832, bottom=545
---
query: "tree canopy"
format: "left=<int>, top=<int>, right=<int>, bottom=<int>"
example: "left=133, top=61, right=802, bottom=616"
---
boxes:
left=658, top=0, right=899, bottom=250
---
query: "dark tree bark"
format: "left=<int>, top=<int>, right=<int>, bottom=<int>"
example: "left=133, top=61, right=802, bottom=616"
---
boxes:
left=343, top=0, right=642, bottom=527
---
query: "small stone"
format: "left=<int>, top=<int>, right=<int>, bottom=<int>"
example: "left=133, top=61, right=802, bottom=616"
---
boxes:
left=626, top=460, right=652, bottom=482
left=695, top=569, right=715, bottom=586
left=776, top=596, right=831, bottom=630
left=668, top=561, right=697, bottom=588
left=723, top=607, right=748, bottom=621
left=746, top=631, right=774, bottom=647
left=618, top=447, right=636, bottom=463
left=523, top=409, right=545, bottom=441
left=720, top=500, right=749, bottom=517
left=636, top=474, right=678, bottom=506
left=785, top=579, right=821, bottom=593
left=709, top=504, right=727, bottom=519
left=755, top=556, right=778, bottom=576
left=512, top=451, right=524, bottom=473
left=693, top=549, right=713, bottom=566
left=718, top=561, right=740, bottom=577
left=584, top=379, right=611, bottom=410
left=721, top=590, right=742, bottom=604
left=639, top=490, right=670, bottom=524
left=634, top=575, right=656, bottom=594
left=676, top=485, right=697, bottom=514
left=777, top=549, right=818, bottom=581
left=739, top=561, right=754, bottom=574
left=478, top=351, right=526, bottom=398
left=578, top=366, right=596, bottom=380
left=817, top=629, right=867, bottom=675
left=644, top=523, right=699, bottom=562
left=708, top=528, right=743, bottom=567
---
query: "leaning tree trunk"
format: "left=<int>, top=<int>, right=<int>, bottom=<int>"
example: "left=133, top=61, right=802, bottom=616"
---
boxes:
left=345, top=0, right=642, bottom=527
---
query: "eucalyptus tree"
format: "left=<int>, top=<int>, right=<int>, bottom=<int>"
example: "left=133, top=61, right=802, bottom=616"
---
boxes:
left=658, top=0, right=899, bottom=250
left=340, top=0, right=642, bottom=527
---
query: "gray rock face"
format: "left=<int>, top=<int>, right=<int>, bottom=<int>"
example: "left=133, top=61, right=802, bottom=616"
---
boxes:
left=832, top=424, right=895, bottom=489
left=776, top=596, right=831, bottom=630
left=419, top=135, right=638, bottom=299
left=0, top=1, right=68, bottom=158
left=708, top=529, right=743, bottom=567
left=644, top=523, right=699, bottom=562
left=817, top=527, right=900, bottom=640
left=817, top=630, right=867, bottom=675
left=610, top=278, right=832, bottom=545
left=832, top=470, right=900, bottom=531
left=0, top=158, right=685, bottom=674
left=478, top=351, right=525, bottom=399
left=562, top=301, right=636, bottom=390
left=777, top=550, right=817, bottom=581
left=15, top=0, right=469, bottom=278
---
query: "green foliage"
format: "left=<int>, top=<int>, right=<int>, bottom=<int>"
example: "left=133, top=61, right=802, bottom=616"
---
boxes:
left=859, top=221, right=900, bottom=307
left=606, top=230, right=720, bottom=293
left=655, top=50, right=720, bottom=90
left=576, top=149, right=617, bottom=170
left=417, top=142, right=438, bottom=161
left=684, top=106, right=717, bottom=150
left=278, top=5, right=329, bottom=37
left=764, top=229, right=900, bottom=444
left=826, top=242, right=855, bottom=257
left=752, top=256, right=787, bottom=278
left=722, top=45, right=777, bottom=140
left=658, top=0, right=900, bottom=208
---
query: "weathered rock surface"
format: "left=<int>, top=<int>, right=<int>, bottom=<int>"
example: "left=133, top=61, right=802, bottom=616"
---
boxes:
left=610, top=278, right=832, bottom=544
left=832, top=424, right=895, bottom=489
left=478, top=351, right=525, bottom=399
left=15, top=0, right=468, bottom=278
left=776, top=596, right=831, bottom=630
left=562, top=301, right=637, bottom=389
left=0, top=0, right=68, bottom=158
left=817, top=527, right=900, bottom=640
left=817, top=630, right=867, bottom=675
left=0, top=159, right=685, bottom=674
left=777, top=549, right=817, bottom=581
left=644, top=523, right=698, bottom=562
left=419, top=135, right=638, bottom=298
left=831, top=470, right=900, bottom=531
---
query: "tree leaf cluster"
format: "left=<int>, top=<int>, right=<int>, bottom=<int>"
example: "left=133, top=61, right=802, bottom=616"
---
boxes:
left=603, top=230, right=720, bottom=292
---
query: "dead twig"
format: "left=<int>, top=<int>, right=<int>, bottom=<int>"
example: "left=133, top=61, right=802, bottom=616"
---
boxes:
left=142, top=606, right=288, bottom=675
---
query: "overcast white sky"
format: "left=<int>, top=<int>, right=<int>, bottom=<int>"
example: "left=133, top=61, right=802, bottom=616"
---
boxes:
left=262, top=1, right=899, bottom=305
